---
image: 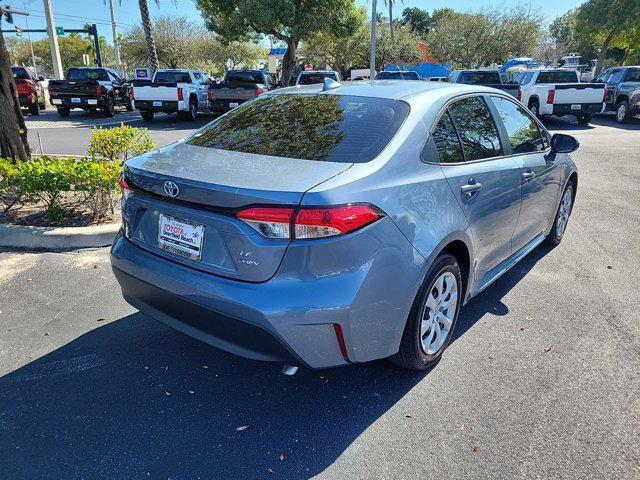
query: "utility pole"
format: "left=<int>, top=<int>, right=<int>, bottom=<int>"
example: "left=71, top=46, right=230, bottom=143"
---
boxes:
left=369, top=0, right=377, bottom=80
left=23, top=0, right=36, bottom=77
left=42, top=0, right=63, bottom=79
left=107, top=0, right=122, bottom=74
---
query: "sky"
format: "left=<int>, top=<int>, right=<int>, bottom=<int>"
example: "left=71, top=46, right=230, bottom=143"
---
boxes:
left=10, top=0, right=586, bottom=43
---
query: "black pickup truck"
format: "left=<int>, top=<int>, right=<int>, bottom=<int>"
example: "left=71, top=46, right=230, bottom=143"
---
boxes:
left=447, top=70, right=521, bottom=99
left=48, top=67, right=133, bottom=118
left=595, top=66, right=640, bottom=123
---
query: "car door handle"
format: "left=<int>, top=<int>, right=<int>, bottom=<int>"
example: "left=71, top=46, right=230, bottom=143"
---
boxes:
left=461, top=182, right=483, bottom=195
left=522, top=171, right=536, bottom=182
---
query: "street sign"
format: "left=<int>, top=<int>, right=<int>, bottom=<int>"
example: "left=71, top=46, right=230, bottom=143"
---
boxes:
left=135, top=68, right=149, bottom=79
left=55, top=26, right=64, bottom=35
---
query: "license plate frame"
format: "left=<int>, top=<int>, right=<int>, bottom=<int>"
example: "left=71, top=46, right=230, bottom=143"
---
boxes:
left=229, top=102, right=239, bottom=109
left=71, top=97, right=81, bottom=104
left=157, top=214, right=205, bottom=261
left=153, top=101, right=163, bottom=107
left=570, top=104, right=581, bottom=110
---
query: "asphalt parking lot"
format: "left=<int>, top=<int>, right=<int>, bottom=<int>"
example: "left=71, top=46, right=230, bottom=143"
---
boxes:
left=1, top=115, right=639, bottom=479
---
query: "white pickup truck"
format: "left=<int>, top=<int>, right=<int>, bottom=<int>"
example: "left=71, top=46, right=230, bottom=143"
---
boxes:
left=513, top=69, right=606, bottom=124
left=131, top=69, right=211, bottom=121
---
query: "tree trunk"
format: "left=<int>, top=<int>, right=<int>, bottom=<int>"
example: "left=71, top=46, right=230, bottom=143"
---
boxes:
left=281, top=38, right=299, bottom=86
left=0, top=24, right=29, bottom=162
left=594, top=30, right=616, bottom=77
left=138, top=0, right=159, bottom=76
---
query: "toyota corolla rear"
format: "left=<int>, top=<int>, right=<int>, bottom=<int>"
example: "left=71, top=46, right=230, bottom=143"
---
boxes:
left=110, top=91, right=422, bottom=369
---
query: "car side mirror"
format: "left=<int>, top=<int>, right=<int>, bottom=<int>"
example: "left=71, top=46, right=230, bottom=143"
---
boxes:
left=551, top=133, right=579, bottom=154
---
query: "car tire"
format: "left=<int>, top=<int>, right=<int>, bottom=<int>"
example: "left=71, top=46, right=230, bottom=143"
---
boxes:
left=577, top=113, right=592, bottom=125
left=28, top=103, right=39, bottom=116
left=390, top=253, right=463, bottom=370
left=126, top=99, right=134, bottom=112
left=102, top=96, right=115, bottom=118
left=140, top=110, right=154, bottom=122
left=182, top=100, right=198, bottom=121
left=616, top=100, right=631, bottom=124
left=39, top=101, right=46, bottom=110
left=528, top=99, right=540, bottom=119
left=544, top=183, right=574, bottom=246
left=57, top=106, right=70, bottom=117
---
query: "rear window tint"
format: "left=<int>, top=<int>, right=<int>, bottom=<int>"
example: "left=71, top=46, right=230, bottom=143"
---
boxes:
left=11, top=67, right=29, bottom=80
left=432, top=112, right=464, bottom=163
left=377, top=71, right=420, bottom=80
left=67, top=69, right=108, bottom=81
left=298, top=73, right=337, bottom=85
left=458, top=71, right=501, bottom=84
left=225, top=72, right=264, bottom=84
left=626, top=69, right=640, bottom=82
left=536, top=71, right=578, bottom=83
left=187, top=94, right=409, bottom=163
left=154, top=71, right=192, bottom=83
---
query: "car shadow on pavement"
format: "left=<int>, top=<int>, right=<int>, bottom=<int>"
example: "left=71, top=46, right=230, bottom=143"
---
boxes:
left=0, top=313, right=426, bottom=479
left=1, top=245, right=555, bottom=480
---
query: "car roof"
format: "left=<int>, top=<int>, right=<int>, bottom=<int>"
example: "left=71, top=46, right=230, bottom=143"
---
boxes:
left=273, top=80, right=497, bottom=104
left=299, top=71, right=337, bottom=74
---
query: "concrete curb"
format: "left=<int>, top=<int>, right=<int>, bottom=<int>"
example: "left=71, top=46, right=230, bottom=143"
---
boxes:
left=0, top=222, right=120, bottom=250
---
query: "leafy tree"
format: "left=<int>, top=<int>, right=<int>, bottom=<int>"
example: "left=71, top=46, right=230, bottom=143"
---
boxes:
left=574, top=0, right=640, bottom=75
left=426, top=7, right=543, bottom=68
left=401, top=7, right=431, bottom=36
left=120, top=16, right=264, bottom=77
left=195, top=0, right=362, bottom=85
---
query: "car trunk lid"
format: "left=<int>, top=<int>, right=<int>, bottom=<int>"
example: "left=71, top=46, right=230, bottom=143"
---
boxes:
left=122, top=142, right=352, bottom=282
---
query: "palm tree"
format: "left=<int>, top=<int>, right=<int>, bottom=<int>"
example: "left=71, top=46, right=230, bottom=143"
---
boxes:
left=383, top=0, right=403, bottom=41
left=138, top=0, right=160, bottom=75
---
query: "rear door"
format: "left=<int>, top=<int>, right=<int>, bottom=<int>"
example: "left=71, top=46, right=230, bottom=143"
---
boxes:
left=436, top=95, right=522, bottom=279
left=488, top=95, right=561, bottom=251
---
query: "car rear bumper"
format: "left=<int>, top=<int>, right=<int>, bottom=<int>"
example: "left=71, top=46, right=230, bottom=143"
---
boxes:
left=552, top=103, right=604, bottom=115
left=210, top=99, right=248, bottom=112
left=110, top=216, right=422, bottom=369
left=18, top=95, right=35, bottom=106
left=50, top=97, right=103, bottom=108
left=135, top=100, right=180, bottom=113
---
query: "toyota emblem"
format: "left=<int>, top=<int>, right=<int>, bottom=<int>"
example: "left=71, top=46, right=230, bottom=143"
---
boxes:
left=163, top=181, right=179, bottom=198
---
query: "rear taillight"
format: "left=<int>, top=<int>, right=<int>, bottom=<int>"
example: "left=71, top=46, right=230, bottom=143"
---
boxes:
left=603, top=87, right=608, bottom=103
left=177, top=87, right=184, bottom=101
left=255, top=88, right=265, bottom=96
left=118, top=172, right=132, bottom=201
left=130, top=88, right=135, bottom=101
left=207, top=89, right=212, bottom=101
left=517, top=89, right=522, bottom=101
left=546, top=90, right=555, bottom=104
left=96, top=85, right=102, bottom=97
left=235, top=204, right=384, bottom=240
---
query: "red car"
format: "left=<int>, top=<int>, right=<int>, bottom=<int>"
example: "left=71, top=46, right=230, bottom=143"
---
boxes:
left=11, top=66, right=46, bottom=115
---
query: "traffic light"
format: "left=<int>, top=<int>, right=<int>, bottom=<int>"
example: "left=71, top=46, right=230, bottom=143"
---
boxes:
left=14, top=25, right=21, bottom=36
left=4, top=4, right=13, bottom=23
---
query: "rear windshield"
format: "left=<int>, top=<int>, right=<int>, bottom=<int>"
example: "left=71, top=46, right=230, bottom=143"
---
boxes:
left=154, top=71, right=192, bottom=83
left=377, top=71, right=420, bottom=80
left=225, top=71, right=264, bottom=84
left=298, top=73, right=337, bottom=85
left=458, top=71, right=501, bottom=84
left=536, top=71, right=578, bottom=83
left=11, top=67, right=29, bottom=80
left=187, top=94, right=409, bottom=163
left=67, top=68, right=108, bottom=81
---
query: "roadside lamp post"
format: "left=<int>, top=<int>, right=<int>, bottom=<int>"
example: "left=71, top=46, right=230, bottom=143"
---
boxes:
left=370, top=0, right=377, bottom=81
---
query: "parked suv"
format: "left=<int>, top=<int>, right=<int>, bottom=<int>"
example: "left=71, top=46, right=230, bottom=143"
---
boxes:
left=112, top=82, right=578, bottom=371
left=595, top=66, right=640, bottom=123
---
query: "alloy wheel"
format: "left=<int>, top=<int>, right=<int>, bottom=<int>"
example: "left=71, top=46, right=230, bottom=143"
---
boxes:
left=420, top=272, right=458, bottom=355
left=556, top=188, right=573, bottom=238
left=617, top=103, right=627, bottom=122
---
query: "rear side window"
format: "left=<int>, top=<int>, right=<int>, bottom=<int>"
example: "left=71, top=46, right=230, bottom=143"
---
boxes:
left=490, top=96, right=544, bottom=154
left=431, top=112, right=464, bottom=163
left=536, top=71, right=578, bottom=83
left=625, top=69, right=640, bottom=82
left=154, top=71, right=192, bottom=83
left=448, top=97, right=502, bottom=161
left=11, top=67, right=29, bottom=80
left=187, top=94, right=409, bottom=163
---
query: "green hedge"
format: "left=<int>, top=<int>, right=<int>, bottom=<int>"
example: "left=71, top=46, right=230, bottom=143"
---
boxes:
left=0, top=156, right=121, bottom=221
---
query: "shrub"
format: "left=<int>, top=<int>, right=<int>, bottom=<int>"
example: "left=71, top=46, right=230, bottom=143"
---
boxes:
left=87, top=123, right=156, bottom=163
left=0, top=159, right=22, bottom=212
left=0, top=156, right=120, bottom=221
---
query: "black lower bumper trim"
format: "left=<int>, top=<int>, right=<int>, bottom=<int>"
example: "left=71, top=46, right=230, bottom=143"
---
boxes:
left=112, top=266, right=299, bottom=364
left=553, top=103, right=603, bottom=115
